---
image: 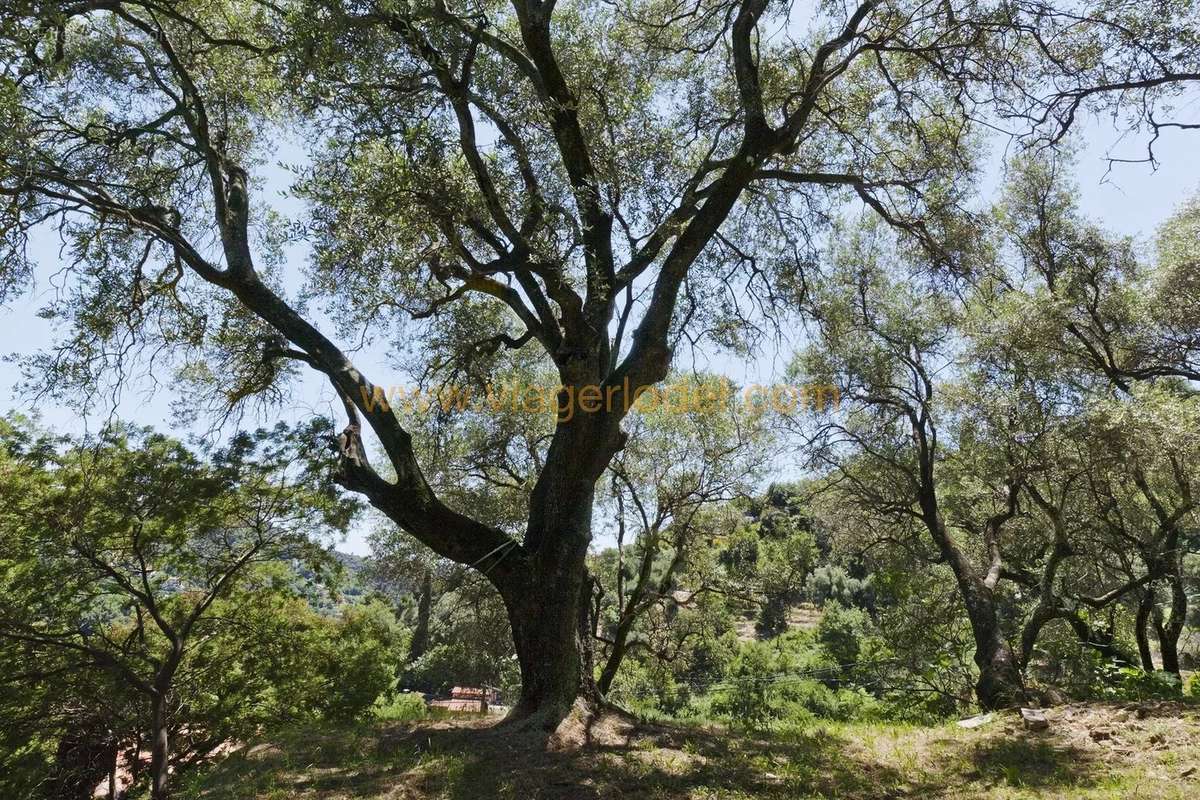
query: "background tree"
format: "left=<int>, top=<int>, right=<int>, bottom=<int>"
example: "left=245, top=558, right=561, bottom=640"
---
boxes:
left=794, top=219, right=1039, bottom=708
left=795, top=151, right=1200, bottom=707
left=591, top=373, right=772, bottom=693
left=0, top=418, right=354, bottom=799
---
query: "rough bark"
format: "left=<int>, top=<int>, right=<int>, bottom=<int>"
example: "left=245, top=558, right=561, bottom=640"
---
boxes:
left=1135, top=590, right=1157, bottom=672
left=504, top=557, right=602, bottom=722
left=501, top=413, right=613, bottom=723
left=917, top=469, right=1026, bottom=708
left=952, top=564, right=1027, bottom=709
left=149, top=692, right=170, bottom=800
left=1153, top=572, right=1187, bottom=677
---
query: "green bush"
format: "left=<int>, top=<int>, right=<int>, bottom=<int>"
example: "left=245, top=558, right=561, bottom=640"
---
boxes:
left=810, top=565, right=872, bottom=608
left=776, top=679, right=882, bottom=723
left=816, top=602, right=870, bottom=669
left=320, top=600, right=409, bottom=721
left=374, top=692, right=428, bottom=722
left=1110, top=666, right=1183, bottom=700
left=606, top=657, right=690, bottom=715
left=712, top=642, right=777, bottom=729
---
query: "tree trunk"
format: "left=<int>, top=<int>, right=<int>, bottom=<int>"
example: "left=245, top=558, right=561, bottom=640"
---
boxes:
left=971, top=611, right=1026, bottom=710
left=504, top=560, right=600, bottom=723
left=913, top=451, right=1024, bottom=709
left=1152, top=614, right=1177, bottom=676
left=1064, top=612, right=1136, bottom=667
left=1153, top=578, right=1186, bottom=678
left=1135, top=590, right=1156, bottom=671
left=149, top=693, right=171, bottom=800
left=410, top=568, right=433, bottom=661
left=130, top=730, right=142, bottom=786
left=109, top=737, right=119, bottom=799
left=597, top=613, right=636, bottom=694
left=502, top=413, right=611, bottom=725
left=929, top=521, right=1026, bottom=709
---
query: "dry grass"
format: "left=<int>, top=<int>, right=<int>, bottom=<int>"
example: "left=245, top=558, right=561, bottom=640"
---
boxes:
left=176, top=701, right=1200, bottom=800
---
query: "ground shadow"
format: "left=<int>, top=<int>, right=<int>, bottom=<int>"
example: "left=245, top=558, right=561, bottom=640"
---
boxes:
left=185, top=707, right=1170, bottom=799
left=375, top=716, right=913, bottom=800
left=951, top=734, right=1101, bottom=791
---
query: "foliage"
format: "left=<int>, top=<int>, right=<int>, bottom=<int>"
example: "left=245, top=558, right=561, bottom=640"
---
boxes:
left=816, top=603, right=871, bottom=670
left=809, top=565, right=873, bottom=609
left=713, top=641, right=779, bottom=730
left=372, top=692, right=428, bottom=723
left=0, top=416, right=380, bottom=798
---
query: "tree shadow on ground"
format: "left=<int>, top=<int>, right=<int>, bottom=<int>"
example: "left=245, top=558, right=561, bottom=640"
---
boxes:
left=382, top=719, right=890, bottom=800
left=936, top=733, right=1103, bottom=793
left=371, top=713, right=1111, bottom=800
left=186, top=711, right=1127, bottom=800
left=180, top=725, right=431, bottom=799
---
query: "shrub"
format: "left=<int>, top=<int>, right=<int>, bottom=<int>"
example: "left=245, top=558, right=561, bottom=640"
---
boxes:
left=713, top=642, right=777, bottom=730
left=816, top=602, right=870, bottom=669
left=374, top=692, right=428, bottom=722
left=810, top=565, right=872, bottom=608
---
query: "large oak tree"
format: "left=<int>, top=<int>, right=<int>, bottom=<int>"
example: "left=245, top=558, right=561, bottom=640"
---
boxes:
left=2, top=0, right=1198, bottom=722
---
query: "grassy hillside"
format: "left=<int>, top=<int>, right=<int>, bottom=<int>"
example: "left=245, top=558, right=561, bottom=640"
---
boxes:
left=175, top=703, right=1200, bottom=800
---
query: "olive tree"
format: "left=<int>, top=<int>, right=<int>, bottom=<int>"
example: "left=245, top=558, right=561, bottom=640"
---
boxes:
left=2, top=0, right=1197, bottom=723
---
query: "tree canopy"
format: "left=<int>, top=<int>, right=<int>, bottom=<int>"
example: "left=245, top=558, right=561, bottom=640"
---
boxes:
left=2, top=0, right=1199, bottom=734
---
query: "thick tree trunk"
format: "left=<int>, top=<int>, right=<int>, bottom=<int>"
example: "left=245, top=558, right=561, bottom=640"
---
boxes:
left=149, top=693, right=171, bottom=800
left=504, top=559, right=600, bottom=723
left=913, top=449, right=1024, bottom=709
left=489, top=368, right=634, bottom=724
left=500, top=405, right=615, bottom=725
left=971, top=610, right=1026, bottom=709
left=941, top=546, right=1026, bottom=708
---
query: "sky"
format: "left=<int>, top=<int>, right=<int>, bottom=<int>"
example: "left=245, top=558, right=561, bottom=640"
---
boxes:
left=1, top=108, right=1197, bottom=555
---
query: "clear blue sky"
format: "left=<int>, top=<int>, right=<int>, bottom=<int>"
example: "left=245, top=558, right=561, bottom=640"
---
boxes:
left=2, top=113, right=1196, bottom=554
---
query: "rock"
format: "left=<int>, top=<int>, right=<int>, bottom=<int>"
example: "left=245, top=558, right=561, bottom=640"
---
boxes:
left=958, top=713, right=995, bottom=729
left=1020, top=708, right=1049, bottom=731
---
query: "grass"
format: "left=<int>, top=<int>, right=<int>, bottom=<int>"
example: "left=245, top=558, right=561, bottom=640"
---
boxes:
left=175, top=702, right=1200, bottom=800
